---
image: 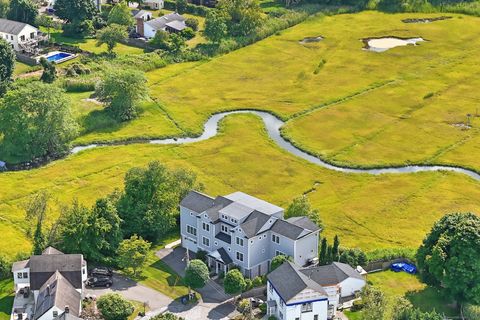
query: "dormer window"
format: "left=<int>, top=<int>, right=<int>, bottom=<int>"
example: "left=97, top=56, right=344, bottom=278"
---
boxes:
left=221, top=225, right=229, bottom=233
left=231, top=218, right=237, bottom=224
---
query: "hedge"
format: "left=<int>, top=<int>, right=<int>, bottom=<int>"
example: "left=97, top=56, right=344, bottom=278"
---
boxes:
left=163, top=0, right=212, bottom=16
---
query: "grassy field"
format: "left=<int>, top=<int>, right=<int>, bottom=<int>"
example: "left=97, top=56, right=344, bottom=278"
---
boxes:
left=0, top=115, right=479, bottom=257
left=0, top=279, right=13, bottom=320
left=346, top=271, right=457, bottom=319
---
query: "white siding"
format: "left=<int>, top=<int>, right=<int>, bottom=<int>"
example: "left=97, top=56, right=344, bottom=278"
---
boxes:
left=294, top=232, right=319, bottom=267
left=339, top=277, right=366, bottom=298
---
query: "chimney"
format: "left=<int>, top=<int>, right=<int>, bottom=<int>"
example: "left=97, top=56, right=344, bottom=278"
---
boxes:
left=65, top=306, right=70, bottom=314
left=136, top=18, right=145, bottom=37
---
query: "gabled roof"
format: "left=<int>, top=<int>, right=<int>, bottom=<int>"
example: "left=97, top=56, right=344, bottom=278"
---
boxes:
left=271, top=219, right=310, bottom=240
left=267, top=261, right=327, bottom=303
left=30, top=254, right=83, bottom=290
left=12, top=259, right=30, bottom=272
left=208, top=247, right=232, bottom=265
left=42, top=247, right=64, bottom=255
left=240, top=210, right=271, bottom=238
left=34, top=271, right=81, bottom=320
left=0, top=18, right=33, bottom=35
left=132, top=9, right=152, bottom=19
left=224, top=192, right=283, bottom=215
left=286, top=216, right=320, bottom=232
left=205, top=196, right=234, bottom=222
left=180, top=190, right=215, bottom=213
left=300, top=262, right=364, bottom=286
left=145, top=12, right=185, bottom=31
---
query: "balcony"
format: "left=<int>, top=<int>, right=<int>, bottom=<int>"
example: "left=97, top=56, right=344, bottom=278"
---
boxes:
left=215, top=232, right=231, bottom=244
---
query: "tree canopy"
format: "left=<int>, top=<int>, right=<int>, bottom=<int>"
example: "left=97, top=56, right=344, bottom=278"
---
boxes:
left=96, top=24, right=129, bottom=53
left=116, top=235, right=151, bottom=275
left=95, top=67, right=147, bottom=121
left=416, top=212, right=480, bottom=304
left=54, top=0, right=96, bottom=22
left=97, top=293, right=134, bottom=320
left=0, top=82, right=78, bottom=161
left=107, top=1, right=134, bottom=27
left=285, top=195, right=323, bottom=229
left=184, top=259, right=210, bottom=289
left=360, top=285, right=387, bottom=320
left=217, top=0, right=262, bottom=37
left=7, top=0, right=37, bottom=24
left=224, top=269, right=246, bottom=294
left=0, top=39, right=15, bottom=95
left=116, top=161, right=200, bottom=241
left=204, top=11, right=227, bottom=43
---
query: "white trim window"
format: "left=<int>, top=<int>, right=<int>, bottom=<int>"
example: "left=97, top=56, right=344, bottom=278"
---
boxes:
left=221, top=224, right=229, bottom=233
left=186, top=225, right=197, bottom=236
left=236, top=237, right=244, bottom=246
left=202, top=237, right=210, bottom=247
left=236, top=251, right=244, bottom=262
left=202, top=222, right=210, bottom=232
left=275, top=250, right=285, bottom=257
left=272, top=234, right=280, bottom=244
left=301, top=302, right=313, bottom=313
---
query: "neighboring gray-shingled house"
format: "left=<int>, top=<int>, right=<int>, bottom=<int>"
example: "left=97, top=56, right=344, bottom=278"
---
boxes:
left=136, top=12, right=186, bottom=38
left=180, top=191, right=320, bottom=278
left=10, top=247, right=87, bottom=320
left=266, top=261, right=366, bottom=320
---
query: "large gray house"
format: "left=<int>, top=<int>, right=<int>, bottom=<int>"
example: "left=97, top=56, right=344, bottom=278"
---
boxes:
left=180, top=191, right=320, bottom=278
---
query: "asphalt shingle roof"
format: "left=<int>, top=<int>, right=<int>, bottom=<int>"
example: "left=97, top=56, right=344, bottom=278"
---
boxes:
left=286, top=216, right=321, bottom=232
left=0, top=18, right=29, bottom=35
left=34, top=271, right=81, bottom=320
left=267, top=261, right=327, bottom=302
left=180, top=191, right=215, bottom=213
left=270, top=219, right=308, bottom=240
left=240, top=210, right=272, bottom=238
left=300, top=262, right=364, bottom=286
left=30, top=254, right=83, bottom=290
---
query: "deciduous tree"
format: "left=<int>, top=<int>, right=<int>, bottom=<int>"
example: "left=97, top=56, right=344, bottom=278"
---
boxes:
left=25, top=191, right=51, bottom=255
left=224, top=269, right=246, bottom=295
left=270, top=254, right=291, bottom=271
left=360, top=286, right=387, bottom=320
left=0, top=82, right=78, bottom=161
left=416, top=212, right=480, bottom=304
left=96, top=24, right=128, bottom=53
left=116, top=161, right=200, bottom=241
left=184, top=259, right=209, bottom=289
left=0, top=39, right=15, bottom=95
left=204, top=11, right=227, bottom=43
left=217, top=0, right=262, bottom=37
left=54, top=0, right=96, bottom=22
left=107, top=1, right=134, bottom=27
left=40, top=57, right=57, bottom=83
left=7, top=0, right=37, bottom=24
left=117, top=235, right=150, bottom=275
left=285, top=195, right=323, bottom=229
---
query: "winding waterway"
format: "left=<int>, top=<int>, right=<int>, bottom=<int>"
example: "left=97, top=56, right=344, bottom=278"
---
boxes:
left=71, top=110, right=480, bottom=181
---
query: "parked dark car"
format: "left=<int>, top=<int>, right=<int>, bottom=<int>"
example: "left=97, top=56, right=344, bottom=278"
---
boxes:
left=86, top=276, right=113, bottom=288
left=90, top=267, right=113, bottom=277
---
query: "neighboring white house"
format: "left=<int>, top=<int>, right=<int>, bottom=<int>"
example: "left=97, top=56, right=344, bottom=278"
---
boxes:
left=180, top=191, right=320, bottom=278
left=131, top=9, right=154, bottom=21
left=0, top=19, right=43, bottom=53
left=142, top=0, right=164, bottom=10
left=136, top=12, right=186, bottom=38
left=10, top=247, right=87, bottom=320
left=267, top=261, right=367, bottom=320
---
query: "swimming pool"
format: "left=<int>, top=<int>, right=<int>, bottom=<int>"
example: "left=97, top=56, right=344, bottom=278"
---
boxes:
left=44, top=51, right=76, bottom=64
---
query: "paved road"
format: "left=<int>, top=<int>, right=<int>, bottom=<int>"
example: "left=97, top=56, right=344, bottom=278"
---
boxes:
left=84, top=273, right=172, bottom=310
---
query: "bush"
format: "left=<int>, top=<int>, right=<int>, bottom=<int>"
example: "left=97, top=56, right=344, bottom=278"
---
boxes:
left=244, top=278, right=253, bottom=291
left=185, top=17, right=199, bottom=31
left=195, top=249, right=208, bottom=263
left=238, top=299, right=251, bottom=314
left=224, top=269, right=246, bottom=294
left=0, top=255, right=11, bottom=280
left=97, top=293, right=134, bottom=320
left=259, top=302, right=267, bottom=314
left=268, top=316, right=277, bottom=320
left=66, top=63, right=91, bottom=77
left=351, top=299, right=364, bottom=311
left=464, top=304, right=480, bottom=320
left=180, top=27, right=195, bottom=40
left=366, top=248, right=416, bottom=263
left=184, top=259, right=209, bottom=289
left=163, top=0, right=211, bottom=16
left=252, top=276, right=263, bottom=287
left=64, top=78, right=97, bottom=92
left=339, top=248, right=367, bottom=267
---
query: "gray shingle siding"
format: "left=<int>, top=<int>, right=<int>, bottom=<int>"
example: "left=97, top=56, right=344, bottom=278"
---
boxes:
left=180, top=191, right=320, bottom=277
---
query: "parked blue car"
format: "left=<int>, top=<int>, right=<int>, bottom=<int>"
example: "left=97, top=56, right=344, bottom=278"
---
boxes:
left=390, top=262, right=417, bottom=274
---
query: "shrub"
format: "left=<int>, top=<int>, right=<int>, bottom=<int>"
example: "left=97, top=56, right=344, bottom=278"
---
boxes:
left=244, top=278, right=253, bottom=291
left=180, top=27, right=195, bottom=40
left=366, top=247, right=416, bottom=263
left=64, top=78, right=97, bottom=92
left=224, top=269, right=246, bottom=294
left=259, top=302, right=267, bottom=314
left=252, top=276, right=263, bottom=287
left=464, top=304, right=480, bottom=320
left=238, top=299, right=251, bottom=315
left=195, top=249, right=208, bottom=263
left=185, top=17, right=199, bottom=31
left=0, top=254, right=11, bottom=279
left=268, top=316, right=277, bottom=320
left=97, top=293, right=134, bottom=320
left=184, top=259, right=209, bottom=289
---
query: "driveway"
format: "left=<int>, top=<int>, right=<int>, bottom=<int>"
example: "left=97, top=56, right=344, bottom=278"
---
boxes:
left=84, top=273, right=172, bottom=310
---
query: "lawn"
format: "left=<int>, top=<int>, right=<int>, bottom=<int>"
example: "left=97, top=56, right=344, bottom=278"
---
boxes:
left=47, top=29, right=144, bottom=55
left=0, top=279, right=13, bottom=320
left=346, top=271, right=458, bottom=319
left=0, top=114, right=479, bottom=257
